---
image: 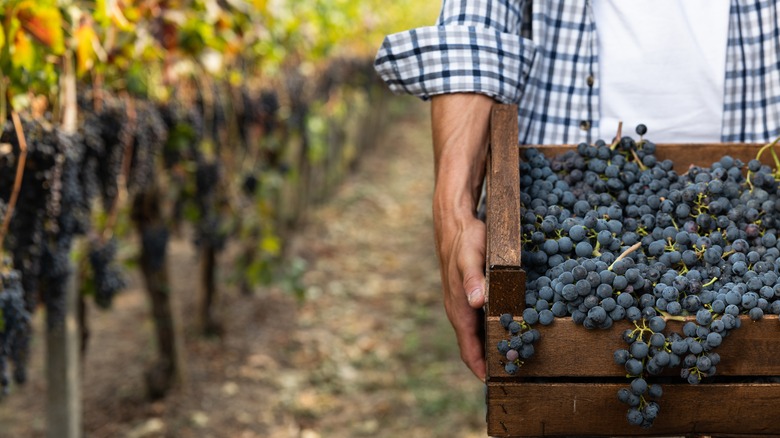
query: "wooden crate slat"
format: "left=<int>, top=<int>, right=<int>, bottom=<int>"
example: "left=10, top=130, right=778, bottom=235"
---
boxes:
left=486, top=104, right=521, bottom=270
left=524, top=143, right=774, bottom=174
left=487, top=382, right=780, bottom=437
left=487, top=316, right=780, bottom=378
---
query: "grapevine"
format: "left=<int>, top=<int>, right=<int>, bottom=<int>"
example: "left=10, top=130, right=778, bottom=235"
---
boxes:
left=0, top=0, right=434, bottom=431
left=0, top=113, right=32, bottom=395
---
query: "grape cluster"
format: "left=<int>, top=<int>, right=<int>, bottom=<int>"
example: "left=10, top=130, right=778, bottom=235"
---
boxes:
left=240, top=88, right=280, bottom=142
left=0, top=259, right=31, bottom=395
left=1, top=118, right=64, bottom=311
left=88, top=238, right=126, bottom=309
left=500, top=124, right=780, bottom=428
left=80, top=99, right=127, bottom=211
left=194, top=160, right=227, bottom=250
left=130, top=101, right=168, bottom=192
left=496, top=312, right=540, bottom=374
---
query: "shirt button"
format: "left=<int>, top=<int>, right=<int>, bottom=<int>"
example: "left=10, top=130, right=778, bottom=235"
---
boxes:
left=580, top=120, right=591, bottom=131
left=586, top=75, right=595, bottom=87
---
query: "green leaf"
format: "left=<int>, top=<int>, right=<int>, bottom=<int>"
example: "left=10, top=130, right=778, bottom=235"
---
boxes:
left=126, top=62, right=148, bottom=96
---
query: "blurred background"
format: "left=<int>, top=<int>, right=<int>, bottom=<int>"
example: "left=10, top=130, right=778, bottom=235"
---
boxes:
left=0, top=1, right=486, bottom=437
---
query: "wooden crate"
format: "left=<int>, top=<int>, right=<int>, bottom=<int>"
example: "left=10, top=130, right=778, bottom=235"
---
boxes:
left=484, top=104, right=780, bottom=437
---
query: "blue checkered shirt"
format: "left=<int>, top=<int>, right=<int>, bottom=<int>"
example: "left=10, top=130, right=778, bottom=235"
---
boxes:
left=374, top=0, right=780, bottom=145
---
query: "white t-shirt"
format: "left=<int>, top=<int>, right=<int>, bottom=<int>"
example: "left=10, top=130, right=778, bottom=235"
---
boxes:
left=593, top=0, right=731, bottom=143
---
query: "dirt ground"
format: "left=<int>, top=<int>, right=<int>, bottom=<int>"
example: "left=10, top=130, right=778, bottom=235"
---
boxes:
left=0, top=98, right=487, bottom=438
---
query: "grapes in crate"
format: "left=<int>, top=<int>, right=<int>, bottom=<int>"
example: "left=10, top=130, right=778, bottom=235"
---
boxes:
left=498, top=125, right=780, bottom=428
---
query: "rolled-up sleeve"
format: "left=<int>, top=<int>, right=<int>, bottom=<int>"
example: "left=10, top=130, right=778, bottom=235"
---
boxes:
left=373, top=0, right=535, bottom=104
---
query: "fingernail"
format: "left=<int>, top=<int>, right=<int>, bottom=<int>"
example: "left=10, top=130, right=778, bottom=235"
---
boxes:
left=467, top=289, right=483, bottom=305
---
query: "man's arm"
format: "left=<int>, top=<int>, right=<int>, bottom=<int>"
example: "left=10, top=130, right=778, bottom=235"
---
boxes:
left=431, top=93, right=495, bottom=381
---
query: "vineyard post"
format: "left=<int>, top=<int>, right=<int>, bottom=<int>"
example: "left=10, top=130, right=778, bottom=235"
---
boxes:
left=44, top=50, right=82, bottom=438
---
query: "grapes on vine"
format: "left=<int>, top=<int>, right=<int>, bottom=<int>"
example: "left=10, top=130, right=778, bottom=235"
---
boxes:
left=0, top=258, right=31, bottom=395
left=87, top=237, right=126, bottom=309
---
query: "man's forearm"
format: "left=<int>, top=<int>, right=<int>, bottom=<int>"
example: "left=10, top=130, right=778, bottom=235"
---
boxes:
left=431, top=93, right=495, bottom=222
left=430, top=93, right=496, bottom=380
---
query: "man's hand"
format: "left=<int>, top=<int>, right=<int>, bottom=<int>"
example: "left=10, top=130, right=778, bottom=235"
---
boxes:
left=431, top=93, right=495, bottom=381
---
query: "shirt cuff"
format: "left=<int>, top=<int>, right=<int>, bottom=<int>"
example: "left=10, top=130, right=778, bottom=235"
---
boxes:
left=373, top=25, right=536, bottom=104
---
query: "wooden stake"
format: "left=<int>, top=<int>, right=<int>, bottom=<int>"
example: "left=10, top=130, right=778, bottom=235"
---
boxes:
left=46, top=258, right=81, bottom=438
left=46, top=50, right=82, bottom=438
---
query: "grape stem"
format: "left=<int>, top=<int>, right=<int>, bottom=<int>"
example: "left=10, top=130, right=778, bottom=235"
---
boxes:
left=770, top=146, right=780, bottom=172
left=630, top=148, right=648, bottom=171
left=753, top=134, right=780, bottom=163
left=0, top=112, right=29, bottom=251
left=702, top=276, right=718, bottom=288
left=608, top=242, right=642, bottom=271
left=748, top=134, right=780, bottom=189
left=592, top=241, right=602, bottom=257
left=657, top=310, right=686, bottom=322
left=609, top=121, right=624, bottom=150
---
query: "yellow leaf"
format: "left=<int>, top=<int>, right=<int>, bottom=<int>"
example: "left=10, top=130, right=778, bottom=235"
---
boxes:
left=0, top=22, right=5, bottom=51
left=16, top=2, right=65, bottom=54
left=75, top=22, right=98, bottom=77
left=11, top=30, right=36, bottom=70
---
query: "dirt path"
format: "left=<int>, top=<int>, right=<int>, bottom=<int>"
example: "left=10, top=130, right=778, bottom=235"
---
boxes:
left=0, top=98, right=486, bottom=438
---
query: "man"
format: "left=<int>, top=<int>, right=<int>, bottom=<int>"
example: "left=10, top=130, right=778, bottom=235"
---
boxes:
left=374, top=0, right=780, bottom=381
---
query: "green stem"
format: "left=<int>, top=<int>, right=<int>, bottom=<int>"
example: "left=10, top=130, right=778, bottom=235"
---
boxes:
left=702, top=277, right=719, bottom=288
left=756, top=135, right=780, bottom=163
left=658, top=310, right=686, bottom=322
left=769, top=146, right=780, bottom=171
left=630, top=148, right=648, bottom=171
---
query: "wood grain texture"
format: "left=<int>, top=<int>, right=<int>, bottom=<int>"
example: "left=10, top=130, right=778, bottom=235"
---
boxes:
left=487, top=382, right=780, bottom=437
left=487, top=269, right=527, bottom=318
left=487, top=104, right=521, bottom=269
left=486, top=316, right=780, bottom=378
